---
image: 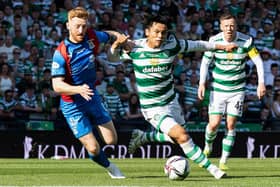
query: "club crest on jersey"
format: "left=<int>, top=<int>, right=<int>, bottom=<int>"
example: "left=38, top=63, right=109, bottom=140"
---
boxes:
left=227, top=52, right=233, bottom=60
left=88, top=39, right=95, bottom=49
left=150, top=58, right=159, bottom=66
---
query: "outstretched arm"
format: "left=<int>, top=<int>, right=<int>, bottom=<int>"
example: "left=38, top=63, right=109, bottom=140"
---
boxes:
left=186, top=40, right=237, bottom=52
left=104, top=30, right=134, bottom=62
left=105, top=31, right=130, bottom=50
left=107, top=40, right=135, bottom=62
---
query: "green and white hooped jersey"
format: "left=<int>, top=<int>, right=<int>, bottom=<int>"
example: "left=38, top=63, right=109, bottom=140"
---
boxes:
left=203, top=32, right=257, bottom=93
left=121, top=36, right=186, bottom=110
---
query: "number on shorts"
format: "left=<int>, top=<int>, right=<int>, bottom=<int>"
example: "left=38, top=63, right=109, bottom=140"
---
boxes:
left=235, top=101, right=243, bottom=113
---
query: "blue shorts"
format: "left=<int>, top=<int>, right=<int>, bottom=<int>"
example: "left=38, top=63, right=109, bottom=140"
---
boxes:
left=61, top=95, right=111, bottom=138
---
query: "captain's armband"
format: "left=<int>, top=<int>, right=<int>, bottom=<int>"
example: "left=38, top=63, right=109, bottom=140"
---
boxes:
left=248, top=47, right=259, bottom=58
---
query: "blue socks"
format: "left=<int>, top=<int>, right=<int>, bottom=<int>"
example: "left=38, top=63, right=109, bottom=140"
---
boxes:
left=88, top=150, right=110, bottom=168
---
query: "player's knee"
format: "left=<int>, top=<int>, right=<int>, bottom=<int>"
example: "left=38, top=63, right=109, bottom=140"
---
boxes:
left=175, top=132, right=189, bottom=144
left=87, top=145, right=100, bottom=155
left=169, top=125, right=189, bottom=144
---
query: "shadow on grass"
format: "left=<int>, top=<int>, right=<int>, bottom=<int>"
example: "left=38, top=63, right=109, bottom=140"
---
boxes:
left=133, top=174, right=280, bottom=181
left=0, top=168, right=96, bottom=175
left=130, top=175, right=165, bottom=179
left=225, top=175, right=280, bottom=179
left=130, top=175, right=210, bottom=181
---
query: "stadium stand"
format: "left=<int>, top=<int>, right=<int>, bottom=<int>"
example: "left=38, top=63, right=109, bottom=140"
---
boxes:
left=0, top=0, right=279, bottom=132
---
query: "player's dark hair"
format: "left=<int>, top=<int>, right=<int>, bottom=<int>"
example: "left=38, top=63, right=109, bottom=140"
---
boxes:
left=219, top=13, right=236, bottom=22
left=145, top=14, right=172, bottom=30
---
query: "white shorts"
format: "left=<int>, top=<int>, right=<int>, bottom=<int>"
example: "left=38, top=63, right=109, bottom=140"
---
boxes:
left=209, top=91, right=245, bottom=117
left=141, top=97, right=185, bottom=134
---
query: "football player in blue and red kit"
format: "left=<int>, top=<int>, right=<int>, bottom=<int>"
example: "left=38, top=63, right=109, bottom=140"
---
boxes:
left=51, top=7, right=129, bottom=179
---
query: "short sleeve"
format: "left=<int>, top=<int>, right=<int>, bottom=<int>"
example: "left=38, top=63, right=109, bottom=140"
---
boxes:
left=51, top=50, right=66, bottom=77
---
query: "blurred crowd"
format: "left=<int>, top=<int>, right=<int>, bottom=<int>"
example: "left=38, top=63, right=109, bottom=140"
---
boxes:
left=0, top=0, right=280, bottom=131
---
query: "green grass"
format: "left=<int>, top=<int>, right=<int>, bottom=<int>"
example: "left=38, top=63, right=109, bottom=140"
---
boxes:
left=0, top=158, right=279, bottom=186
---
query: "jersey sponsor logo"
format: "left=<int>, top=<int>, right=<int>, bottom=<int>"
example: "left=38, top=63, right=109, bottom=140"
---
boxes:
left=52, top=61, right=60, bottom=69
left=143, top=65, right=169, bottom=73
left=219, top=60, right=242, bottom=65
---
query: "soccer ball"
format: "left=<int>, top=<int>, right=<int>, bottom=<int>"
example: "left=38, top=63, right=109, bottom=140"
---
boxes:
left=164, top=155, right=190, bottom=180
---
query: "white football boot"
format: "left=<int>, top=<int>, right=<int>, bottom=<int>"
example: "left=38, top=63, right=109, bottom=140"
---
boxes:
left=107, top=163, right=126, bottom=179
left=208, top=164, right=227, bottom=179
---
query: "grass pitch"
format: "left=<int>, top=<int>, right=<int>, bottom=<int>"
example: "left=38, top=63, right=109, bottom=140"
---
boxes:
left=0, top=158, right=279, bottom=186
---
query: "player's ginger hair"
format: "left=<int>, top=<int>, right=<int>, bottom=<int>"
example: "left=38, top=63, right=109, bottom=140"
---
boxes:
left=68, top=6, right=88, bottom=21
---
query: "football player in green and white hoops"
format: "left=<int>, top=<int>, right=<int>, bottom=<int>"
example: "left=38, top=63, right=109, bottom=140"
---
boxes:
left=109, top=14, right=236, bottom=179
left=198, top=13, right=266, bottom=170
